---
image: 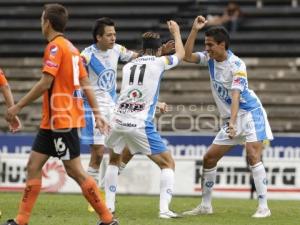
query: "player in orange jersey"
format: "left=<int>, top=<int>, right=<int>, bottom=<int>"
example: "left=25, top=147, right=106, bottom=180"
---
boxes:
left=3, top=4, right=117, bottom=225
left=0, top=68, right=21, bottom=132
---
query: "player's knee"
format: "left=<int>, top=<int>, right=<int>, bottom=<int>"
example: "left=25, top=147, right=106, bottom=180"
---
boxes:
left=247, top=152, right=261, bottom=165
left=203, top=154, right=217, bottom=168
left=26, top=159, right=41, bottom=176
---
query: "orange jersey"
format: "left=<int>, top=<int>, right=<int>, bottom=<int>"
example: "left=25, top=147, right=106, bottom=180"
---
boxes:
left=41, top=36, right=87, bottom=129
left=0, top=68, right=8, bottom=86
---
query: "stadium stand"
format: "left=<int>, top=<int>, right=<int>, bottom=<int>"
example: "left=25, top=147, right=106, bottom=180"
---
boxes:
left=0, top=0, right=299, bottom=133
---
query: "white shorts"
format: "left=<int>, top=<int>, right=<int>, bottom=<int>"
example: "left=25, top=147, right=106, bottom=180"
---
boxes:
left=213, top=107, right=273, bottom=145
left=105, top=121, right=167, bottom=155
left=80, top=102, right=114, bottom=145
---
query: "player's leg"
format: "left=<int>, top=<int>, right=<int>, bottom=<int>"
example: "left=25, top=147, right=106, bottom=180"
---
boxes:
left=104, top=128, right=127, bottom=213
left=119, top=146, right=133, bottom=174
left=104, top=150, right=122, bottom=213
left=87, top=144, right=105, bottom=212
left=148, top=151, right=179, bottom=218
left=88, top=144, right=105, bottom=185
left=246, top=141, right=270, bottom=218
left=245, top=107, right=272, bottom=218
left=183, top=144, right=233, bottom=216
left=13, top=151, right=49, bottom=225
left=56, top=128, right=114, bottom=224
left=3, top=129, right=52, bottom=225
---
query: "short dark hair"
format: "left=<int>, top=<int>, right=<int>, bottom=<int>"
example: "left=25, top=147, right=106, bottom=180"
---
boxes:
left=92, top=17, right=115, bottom=43
left=43, top=4, right=68, bottom=33
left=205, top=26, right=230, bottom=50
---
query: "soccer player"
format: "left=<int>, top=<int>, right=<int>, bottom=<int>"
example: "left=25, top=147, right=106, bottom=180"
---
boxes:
left=80, top=18, right=138, bottom=210
left=3, top=4, right=117, bottom=225
left=104, top=20, right=185, bottom=219
left=0, top=68, right=22, bottom=132
left=80, top=17, right=173, bottom=212
left=182, top=16, right=273, bottom=218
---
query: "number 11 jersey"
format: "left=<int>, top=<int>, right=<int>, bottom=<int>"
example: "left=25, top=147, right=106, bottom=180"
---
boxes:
left=113, top=54, right=178, bottom=128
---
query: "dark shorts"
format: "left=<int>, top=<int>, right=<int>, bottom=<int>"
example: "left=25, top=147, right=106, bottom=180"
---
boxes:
left=32, top=128, right=80, bottom=160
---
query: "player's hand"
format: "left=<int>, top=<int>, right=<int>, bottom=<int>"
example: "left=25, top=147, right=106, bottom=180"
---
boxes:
left=8, top=115, right=22, bottom=133
left=192, top=16, right=207, bottom=31
left=167, top=20, right=180, bottom=36
left=227, top=123, right=236, bottom=139
left=95, top=116, right=110, bottom=135
left=157, top=102, right=168, bottom=113
left=161, top=40, right=175, bottom=55
left=5, top=104, right=21, bottom=123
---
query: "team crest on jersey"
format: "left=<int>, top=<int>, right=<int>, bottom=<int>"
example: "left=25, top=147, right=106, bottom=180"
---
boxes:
left=49, top=45, right=58, bottom=56
left=97, top=69, right=116, bottom=91
left=127, top=89, right=143, bottom=99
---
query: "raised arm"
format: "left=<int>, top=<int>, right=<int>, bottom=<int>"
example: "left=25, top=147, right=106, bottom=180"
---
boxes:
left=167, top=20, right=185, bottom=60
left=184, top=16, right=207, bottom=63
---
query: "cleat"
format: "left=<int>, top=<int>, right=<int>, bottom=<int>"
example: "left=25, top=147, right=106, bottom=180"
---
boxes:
left=96, top=219, right=118, bottom=225
left=183, top=205, right=213, bottom=216
left=159, top=210, right=182, bottom=219
left=88, top=203, right=95, bottom=213
left=252, top=208, right=271, bottom=218
left=1, top=219, right=22, bottom=225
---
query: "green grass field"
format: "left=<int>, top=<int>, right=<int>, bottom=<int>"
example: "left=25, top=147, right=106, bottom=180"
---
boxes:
left=0, top=192, right=299, bottom=225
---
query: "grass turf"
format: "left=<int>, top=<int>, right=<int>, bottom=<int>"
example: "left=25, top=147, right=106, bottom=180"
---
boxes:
left=0, top=192, right=299, bottom=225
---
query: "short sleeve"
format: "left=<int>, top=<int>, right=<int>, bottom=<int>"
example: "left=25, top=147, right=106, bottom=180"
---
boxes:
left=42, top=43, right=63, bottom=77
left=160, top=55, right=179, bottom=70
left=196, top=51, right=209, bottom=66
left=118, top=44, right=134, bottom=62
left=231, top=59, right=247, bottom=92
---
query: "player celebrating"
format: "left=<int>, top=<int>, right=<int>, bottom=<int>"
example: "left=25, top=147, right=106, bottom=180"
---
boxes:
left=80, top=17, right=173, bottom=213
left=0, top=68, right=22, bottom=132
left=80, top=17, right=137, bottom=212
left=104, top=20, right=185, bottom=219
left=183, top=16, right=273, bottom=218
left=3, top=4, right=117, bottom=225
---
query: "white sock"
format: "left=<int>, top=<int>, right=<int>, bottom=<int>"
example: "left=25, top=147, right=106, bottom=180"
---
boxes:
left=87, top=166, right=99, bottom=185
left=104, top=165, right=119, bottom=212
left=201, top=167, right=217, bottom=207
left=160, top=168, right=174, bottom=213
left=250, top=162, right=268, bottom=209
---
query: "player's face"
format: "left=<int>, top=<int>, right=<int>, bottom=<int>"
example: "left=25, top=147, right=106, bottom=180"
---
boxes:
left=204, top=36, right=226, bottom=61
left=97, top=26, right=116, bottom=50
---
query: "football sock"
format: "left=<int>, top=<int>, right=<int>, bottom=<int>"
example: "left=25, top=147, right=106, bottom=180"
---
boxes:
left=250, top=162, right=268, bottom=209
left=105, top=165, right=119, bottom=213
left=16, top=179, right=41, bottom=225
left=87, top=166, right=99, bottom=185
left=160, top=168, right=174, bottom=213
left=80, top=176, right=112, bottom=223
left=201, top=167, right=217, bottom=207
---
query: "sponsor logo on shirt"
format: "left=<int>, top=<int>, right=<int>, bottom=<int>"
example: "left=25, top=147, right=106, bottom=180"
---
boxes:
left=45, top=60, right=58, bottom=68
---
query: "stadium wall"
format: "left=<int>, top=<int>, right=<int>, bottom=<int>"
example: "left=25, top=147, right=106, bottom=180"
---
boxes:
left=0, top=133, right=299, bottom=200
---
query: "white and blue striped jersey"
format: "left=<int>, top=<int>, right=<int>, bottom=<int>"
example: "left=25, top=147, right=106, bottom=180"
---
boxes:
left=196, top=50, right=262, bottom=118
left=113, top=54, right=179, bottom=128
left=81, top=44, right=134, bottom=107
